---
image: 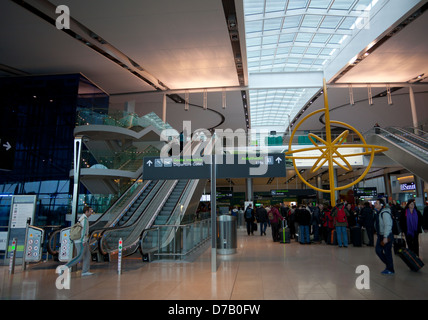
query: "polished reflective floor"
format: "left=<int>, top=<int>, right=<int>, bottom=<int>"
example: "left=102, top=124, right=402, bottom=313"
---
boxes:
left=1, top=227, right=427, bottom=300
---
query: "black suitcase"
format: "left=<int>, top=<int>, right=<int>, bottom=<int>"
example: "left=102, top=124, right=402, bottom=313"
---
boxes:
left=252, top=222, right=257, bottom=232
left=398, top=248, right=424, bottom=272
left=279, top=227, right=290, bottom=243
left=351, top=226, right=362, bottom=247
left=393, top=237, right=406, bottom=255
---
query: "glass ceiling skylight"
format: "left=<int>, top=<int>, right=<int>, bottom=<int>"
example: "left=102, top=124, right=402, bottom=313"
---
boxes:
left=243, top=0, right=381, bottom=129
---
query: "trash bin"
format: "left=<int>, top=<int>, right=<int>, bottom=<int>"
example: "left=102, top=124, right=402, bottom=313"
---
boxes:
left=217, top=215, right=237, bottom=254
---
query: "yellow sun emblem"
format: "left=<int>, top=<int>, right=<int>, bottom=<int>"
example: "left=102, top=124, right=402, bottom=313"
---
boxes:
left=285, top=79, right=388, bottom=205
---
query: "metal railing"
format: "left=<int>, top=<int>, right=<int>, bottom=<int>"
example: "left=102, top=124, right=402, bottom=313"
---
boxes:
left=139, top=218, right=211, bottom=261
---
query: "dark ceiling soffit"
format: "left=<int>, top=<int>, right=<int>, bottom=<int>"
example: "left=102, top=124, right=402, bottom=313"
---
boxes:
left=9, top=0, right=226, bottom=130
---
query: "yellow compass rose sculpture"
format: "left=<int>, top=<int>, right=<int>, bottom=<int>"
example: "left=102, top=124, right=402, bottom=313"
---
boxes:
left=285, top=79, right=388, bottom=205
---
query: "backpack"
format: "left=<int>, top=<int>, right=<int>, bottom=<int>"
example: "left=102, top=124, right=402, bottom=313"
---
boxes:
left=245, top=208, right=252, bottom=219
left=335, top=206, right=347, bottom=223
left=268, top=211, right=274, bottom=221
left=382, top=210, right=401, bottom=235
left=69, top=221, right=82, bottom=241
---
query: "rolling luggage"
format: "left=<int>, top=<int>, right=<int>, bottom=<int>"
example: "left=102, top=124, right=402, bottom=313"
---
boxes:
left=279, top=227, right=291, bottom=243
left=351, top=226, right=362, bottom=247
left=398, top=248, right=424, bottom=272
left=393, top=237, right=406, bottom=255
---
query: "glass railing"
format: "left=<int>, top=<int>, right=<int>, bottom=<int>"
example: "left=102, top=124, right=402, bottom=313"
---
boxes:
left=140, top=179, right=209, bottom=260
left=140, top=218, right=211, bottom=261
left=283, top=130, right=362, bottom=146
left=97, top=180, right=176, bottom=255
left=76, top=108, right=173, bottom=132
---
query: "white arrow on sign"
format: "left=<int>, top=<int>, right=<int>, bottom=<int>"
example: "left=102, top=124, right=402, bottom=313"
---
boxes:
left=3, top=142, right=11, bottom=151
left=146, top=160, right=153, bottom=167
left=275, top=157, right=282, bottom=164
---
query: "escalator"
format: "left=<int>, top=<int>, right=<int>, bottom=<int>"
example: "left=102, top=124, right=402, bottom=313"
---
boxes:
left=89, top=140, right=207, bottom=259
left=47, top=175, right=150, bottom=256
left=48, top=139, right=206, bottom=261
left=366, top=126, right=428, bottom=181
left=94, top=178, right=204, bottom=258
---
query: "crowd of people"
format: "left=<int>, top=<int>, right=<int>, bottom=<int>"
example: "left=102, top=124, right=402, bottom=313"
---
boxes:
left=241, top=199, right=428, bottom=275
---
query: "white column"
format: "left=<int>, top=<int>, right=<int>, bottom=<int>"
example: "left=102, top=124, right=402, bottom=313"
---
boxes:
left=246, top=178, right=253, bottom=202
left=409, top=86, right=418, bottom=128
left=162, top=94, right=167, bottom=123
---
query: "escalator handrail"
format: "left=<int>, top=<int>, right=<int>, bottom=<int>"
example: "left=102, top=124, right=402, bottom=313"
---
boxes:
left=138, top=227, right=159, bottom=257
left=91, top=181, right=169, bottom=239
left=89, top=141, right=200, bottom=236
left=369, top=127, right=428, bottom=164
left=108, top=180, right=154, bottom=228
left=382, top=127, right=428, bottom=153
left=47, top=228, right=62, bottom=256
left=402, top=127, right=428, bottom=137
left=389, top=127, right=428, bottom=146
left=89, top=175, right=147, bottom=230
left=139, top=179, right=195, bottom=256
left=97, top=180, right=178, bottom=255
left=103, top=179, right=194, bottom=257
left=46, top=178, right=148, bottom=250
left=88, top=180, right=168, bottom=253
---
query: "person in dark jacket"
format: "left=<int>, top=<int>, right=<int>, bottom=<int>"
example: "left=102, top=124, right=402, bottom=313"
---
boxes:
left=287, top=205, right=296, bottom=239
left=244, top=204, right=255, bottom=236
left=296, top=204, right=311, bottom=244
left=256, top=204, right=268, bottom=236
left=310, top=203, right=321, bottom=243
left=399, top=199, right=423, bottom=256
left=359, top=202, right=375, bottom=246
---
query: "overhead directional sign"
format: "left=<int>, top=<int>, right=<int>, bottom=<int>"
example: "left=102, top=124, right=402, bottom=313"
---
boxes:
left=142, top=153, right=286, bottom=180
left=0, top=136, right=15, bottom=171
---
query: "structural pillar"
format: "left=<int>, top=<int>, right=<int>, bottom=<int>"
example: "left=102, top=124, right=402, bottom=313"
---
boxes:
left=162, top=94, right=167, bottom=124
left=246, top=178, right=253, bottom=202
left=409, top=86, right=418, bottom=128
left=415, top=176, right=425, bottom=202
left=384, top=174, right=392, bottom=201
left=71, top=136, right=83, bottom=224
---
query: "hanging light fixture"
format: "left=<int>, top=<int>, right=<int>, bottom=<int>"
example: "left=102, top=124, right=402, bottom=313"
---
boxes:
left=386, top=84, right=393, bottom=105
left=368, top=84, right=373, bottom=105
left=203, top=89, right=207, bottom=110
left=185, top=90, right=189, bottom=111
left=222, top=88, right=226, bottom=109
left=348, top=84, right=354, bottom=105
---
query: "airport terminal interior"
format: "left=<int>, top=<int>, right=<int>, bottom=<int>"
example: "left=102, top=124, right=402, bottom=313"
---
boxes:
left=1, top=0, right=428, bottom=301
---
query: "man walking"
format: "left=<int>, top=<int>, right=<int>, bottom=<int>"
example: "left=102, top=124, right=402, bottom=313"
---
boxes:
left=374, top=199, right=395, bottom=275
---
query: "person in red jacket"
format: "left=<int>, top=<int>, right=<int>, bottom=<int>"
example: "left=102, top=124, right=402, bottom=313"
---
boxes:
left=269, top=204, right=284, bottom=242
left=321, top=205, right=334, bottom=244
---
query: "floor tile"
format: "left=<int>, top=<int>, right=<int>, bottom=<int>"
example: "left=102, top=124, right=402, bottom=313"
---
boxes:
left=1, top=226, right=427, bottom=300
